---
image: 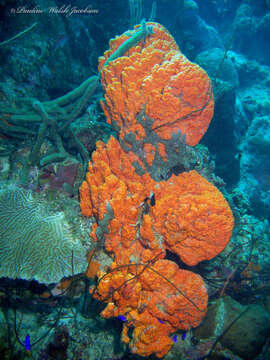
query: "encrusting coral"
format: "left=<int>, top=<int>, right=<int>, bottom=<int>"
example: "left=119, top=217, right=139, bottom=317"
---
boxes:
left=99, top=22, right=214, bottom=146
left=80, top=21, right=234, bottom=358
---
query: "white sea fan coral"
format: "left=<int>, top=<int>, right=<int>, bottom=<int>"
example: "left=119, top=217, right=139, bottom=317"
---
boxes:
left=0, top=186, right=87, bottom=284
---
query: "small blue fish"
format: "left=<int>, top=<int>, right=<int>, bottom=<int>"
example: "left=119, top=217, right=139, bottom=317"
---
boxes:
left=118, top=315, right=127, bottom=322
left=172, top=334, right=178, bottom=343
left=24, top=334, right=31, bottom=352
left=182, top=331, right=187, bottom=341
left=157, top=318, right=164, bottom=324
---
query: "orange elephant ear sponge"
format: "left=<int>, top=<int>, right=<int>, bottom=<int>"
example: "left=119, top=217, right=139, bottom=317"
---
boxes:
left=150, top=170, right=234, bottom=266
left=79, top=136, right=165, bottom=264
left=80, top=136, right=233, bottom=358
left=99, top=22, right=214, bottom=146
left=93, top=259, right=208, bottom=358
left=80, top=137, right=234, bottom=267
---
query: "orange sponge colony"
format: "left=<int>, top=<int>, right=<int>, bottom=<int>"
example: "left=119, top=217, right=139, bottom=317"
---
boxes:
left=80, top=21, right=234, bottom=359
left=80, top=137, right=233, bottom=357
left=151, top=170, right=234, bottom=266
left=80, top=136, right=234, bottom=357
left=79, top=136, right=164, bottom=265
left=99, top=22, right=214, bottom=146
left=80, top=136, right=234, bottom=267
left=93, top=259, right=208, bottom=358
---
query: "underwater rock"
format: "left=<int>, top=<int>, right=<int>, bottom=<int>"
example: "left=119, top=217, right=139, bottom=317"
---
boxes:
left=230, top=51, right=270, bottom=216
left=70, top=114, right=114, bottom=156
left=45, top=325, right=69, bottom=360
left=232, top=2, right=270, bottom=64
left=194, top=296, right=270, bottom=359
left=241, top=87, right=270, bottom=119
left=231, top=52, right=270, bottom=90
left=0, top=156, right=10, bottom=180
left=176, top=3, right=223, bottom=60
left=200, top=82, right=239, bottom=186
left=39, top=158, right=81, bottom=196
left=195, top=48, right=239, bottom=88
left=238, top=114, right=270, bottom=217
left=232, top=4, right=255, bottom=54
left=183, top=0, right=199, bottom=13
left=195, top=48, right=240, bottom=186
left=256, top=12, right=270, bottom=39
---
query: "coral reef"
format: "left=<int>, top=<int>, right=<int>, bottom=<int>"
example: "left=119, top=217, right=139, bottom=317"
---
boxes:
left=1, top=1, right=270, bottom=358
